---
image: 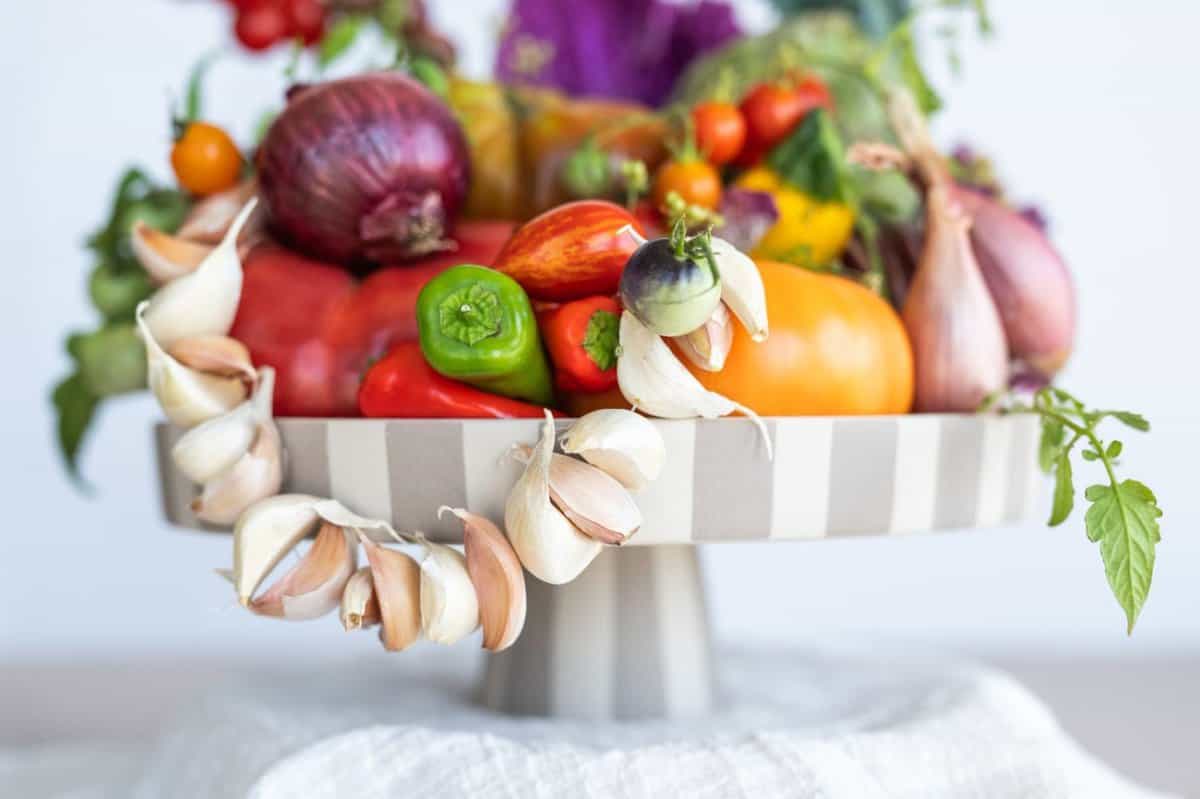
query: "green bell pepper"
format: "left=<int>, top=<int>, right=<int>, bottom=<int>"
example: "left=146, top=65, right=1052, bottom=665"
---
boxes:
left=416, top=264, right=555, bottom=406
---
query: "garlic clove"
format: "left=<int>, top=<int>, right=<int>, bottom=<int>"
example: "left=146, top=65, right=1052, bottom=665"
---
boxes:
left=191, top=419, right=284, bottom=526
left=171, top=367, right=273, bottom=484
left=710, top=237, right=768, bottom=342
left=231, top=493, right=323, bottom=605
left=340, top=566, right=381, bottom=631
left=168, top=336, right=257, bottom=386
left=138, top=301, right=246, bottom=428
left=505, top=410, right=603, bottom=585
left=418, top=540, right=480, bottom=645
left=312, top=499, right=405, bottom=543
left=248, top=521, right=356, bottom=620
left=142, top=198, right=257, bottom=347
left=559, top=408, right=665, bottom=491
left=358, top=532, right=422, bottom=651
left=440, top=507, right=526, bottom=652
left=511, top=447, right=643, bottom=546
left=672, top=302, right=734, bottom=372
left=177, top=178, right=260, bottom=244
left=617, top=311, right=773, bottom=458
left=131, top=222, right=214, bottom=285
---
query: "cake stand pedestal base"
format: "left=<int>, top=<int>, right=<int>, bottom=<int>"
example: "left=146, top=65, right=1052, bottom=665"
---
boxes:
left=480, top=545, right=714, bottom=720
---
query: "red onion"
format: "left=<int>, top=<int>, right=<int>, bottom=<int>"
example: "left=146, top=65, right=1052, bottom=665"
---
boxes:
left=955, top=187, right=1076, bottom=377
left=258, top=72, right=470, bottom=268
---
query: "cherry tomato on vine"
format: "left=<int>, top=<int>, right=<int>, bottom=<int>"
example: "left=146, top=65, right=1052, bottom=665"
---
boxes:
left=235, top=3, right=288, bottom=51
left=737, top=74, right=833, bottom=166
left=171, top=122, right=243, bottom=197
left=284, top=0, right=326, bottom=45
left=651, top=159, right=723, bottom=211
left=691, top=101, right=746, bottom=166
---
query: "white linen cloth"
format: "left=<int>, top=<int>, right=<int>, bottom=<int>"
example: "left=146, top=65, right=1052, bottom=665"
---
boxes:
left=3, top=647, right=1168, bottom=798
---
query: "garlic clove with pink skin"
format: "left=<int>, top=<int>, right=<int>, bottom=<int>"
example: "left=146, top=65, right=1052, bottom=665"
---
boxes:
left=231, top=493, right=323, bottom=606
left=191, top=419, right=283, bottom=526
left=440, top=507, right=526, bottom=652
left=131, top=222, right=214, bottom=285
left=559, top=409, right=665, bottom=492
left=672, top=302, right=734, bottom=372
left=177, top=178, right=260, bottom=244
left=142, top=198, right=256, bottom=347
left=340, top=566, right=381, bottom=631
left=357, top=532, right=423, bottom=652
left=167, top=336, right=257, bottom=387
left=246, top=521, right=357, bottom=620
left=511, top=446, right=643, bottom=545
left=171, top=366, right=273, bottom=484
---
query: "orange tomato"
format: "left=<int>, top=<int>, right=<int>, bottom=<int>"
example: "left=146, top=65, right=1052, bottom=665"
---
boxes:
left=691, top=101, right=746, bottom=166
left=685, top=260, right=913, bottom=415
left=171, top=122, right=242, bottom=197
left=651, top=159, right=722, bottom=210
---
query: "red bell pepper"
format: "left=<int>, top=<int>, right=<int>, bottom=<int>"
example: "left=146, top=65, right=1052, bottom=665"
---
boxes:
left=359, top=342, right=552, bottom=418
left=538, top=296, right=621, bottom=393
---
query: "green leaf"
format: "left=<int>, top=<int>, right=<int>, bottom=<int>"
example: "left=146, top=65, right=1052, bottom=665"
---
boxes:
left=1047, top=451, right=1074, bottom=526
left=1106, top=440, right=1123, bottom=459
left=1108, top=410, right=1150, bottom=432
left=583, top=310, right=619, bottom=371
left=767, top=109, right=852, bottom=204
left=183, top=51, right=219, bottom=124
left=51, top=372, right=99, bottom=488
left=319, top=15, right=366, bottom=68
left=1084, top=479, right=1162, bottom=633
left=1038, top=418, right=1064, bottom=473
left=1081, top=448, right=1099, bottom=462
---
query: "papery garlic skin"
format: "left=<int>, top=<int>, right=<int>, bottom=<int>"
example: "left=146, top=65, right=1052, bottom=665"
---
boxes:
left=559, top=409, right=665, bottom=491
left=617, top=312, right=772, bottom=458
left=341, top=566, right=381, bottom=631
left=171, top=367, right=273, bottom=484
left=142, top=198, right=256, bottom=347
left=709, top=237, right=768, bottom=341
left=138, top=302, right=246, bottom=428
left=672, top=302, right=733, bottom=372
left=505, top=411, right=602, bottom=585
left=248, top=522, right=356, bottom=621
left=419, top=542, right=480, bottom=645
left=168, top=336, right=256, bottom=385
left=442, top=507, right=526, bottom=652
left=232, top=493, right=322, bottom=605
left=545, top=453, right=642, bottom=545
left=177, top=178, right=260, bottom=244
left=192, top=420, right=283, bottom=526
left=358, top=533, right=423, bottom=652
left=131, top=222, right=214, bottom=285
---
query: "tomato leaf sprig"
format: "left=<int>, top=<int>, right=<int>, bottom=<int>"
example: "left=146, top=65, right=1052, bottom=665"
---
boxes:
left=1007, top=387, right=1161, bottom=633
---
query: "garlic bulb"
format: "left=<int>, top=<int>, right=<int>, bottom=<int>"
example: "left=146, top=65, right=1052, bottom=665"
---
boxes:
left=358, top=532, right=422, bottom=651
left=231, top=493, right=322, bottom=606
left=559, top=408, right=665, bottom=491
left=131, top=222, right=213, bottom=285
left=246, top=521, right=356, bottom=620
left=171, top=367, right=273, bottom=484
left=340, top=566, right=381, bottom=631
left=617, top=311, right=772, bottom=458
left=672, top=302, right=734, bottom=372
left=441, top=507, right=526, bottom=652
left=418, top=541, right=480, bottom=645
left=142, top=197, right=257, bottom=347
left=167, top=336, right=256, bottom=386
left=709, top=237, right=768, bottom=341
left=137, top=301, right=246, bottom=427
left=191, top=419, right=283, bottom=526
left=505, top=411, right=602, bottom=584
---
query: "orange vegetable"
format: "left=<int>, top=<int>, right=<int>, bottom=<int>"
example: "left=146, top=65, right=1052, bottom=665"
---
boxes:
left=684, top=260, right=913, bottom=415
left=651, top=159, right=722, bottom=211
left=171, top=122, right=242, bottom=197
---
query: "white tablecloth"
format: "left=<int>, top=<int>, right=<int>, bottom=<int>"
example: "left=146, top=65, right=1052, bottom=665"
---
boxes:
left=3, top=647, right=1168, bottom=798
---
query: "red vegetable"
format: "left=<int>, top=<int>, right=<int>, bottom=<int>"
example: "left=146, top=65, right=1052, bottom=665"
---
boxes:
left=539, top=296, right=621, bottom=393
left=359, top=342, right=552, bottom=418
left=737, top=75, right=832, bottom=166
left=235, top=4, right=288, bottom=51
left=492, top=201, right=644, bottom=302
left=691, top=101, right=746, bottom=166
left=258, top=72, right=470, bottom=267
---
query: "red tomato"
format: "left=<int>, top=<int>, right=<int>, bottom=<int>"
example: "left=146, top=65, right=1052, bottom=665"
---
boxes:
left=737, top=75, right=833, bottom=166
left=284, top=0, right=325, bottom=45
left=235, top=4, right=288, bottom=51
left=493, top=201, right=644, bottom=302
left=691, top=101, right=746, bottom=166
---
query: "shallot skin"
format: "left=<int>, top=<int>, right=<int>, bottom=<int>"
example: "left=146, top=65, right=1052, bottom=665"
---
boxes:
left=955, top=187, right=1076, bottom=377
left=258, top=72, right=470, bottom=269
left=903, top=184, right=1010, bottom=413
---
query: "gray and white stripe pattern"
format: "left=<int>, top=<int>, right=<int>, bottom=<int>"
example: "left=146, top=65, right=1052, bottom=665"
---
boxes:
left=157, top=414, right=1042, bottom=542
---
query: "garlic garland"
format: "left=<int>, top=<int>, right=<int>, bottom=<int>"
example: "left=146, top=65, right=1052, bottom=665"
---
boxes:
left=246, top=521, right=357, bottom=620
left=357, top=532, right=423, bottom=651
left=142, top=197, right=257, bottom=347
left=512, top=445, right=642, bottom=545
left=441, top=507, right=526, bottom=652
left=418, top=540, right=480, bottom=645
left=559, top=409, right=666, bottom=491
left=167, top=336, right=257, bottom=386
left=171, top=366, right=272, bottom=484
left=192, top=419, right=283, bottom=526
left=231, top=493, right=323, bottom=606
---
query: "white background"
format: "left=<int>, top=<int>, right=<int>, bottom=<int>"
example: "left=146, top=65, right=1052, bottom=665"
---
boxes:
left=2, top=0, right=1197, bottom=665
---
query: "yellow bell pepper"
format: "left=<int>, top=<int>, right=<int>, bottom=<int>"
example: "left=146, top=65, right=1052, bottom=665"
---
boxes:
left=734, top=109, right=856, bottom=269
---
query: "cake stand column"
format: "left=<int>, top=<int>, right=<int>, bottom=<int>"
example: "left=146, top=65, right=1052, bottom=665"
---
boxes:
left=480, top=545, right=715, bottom=720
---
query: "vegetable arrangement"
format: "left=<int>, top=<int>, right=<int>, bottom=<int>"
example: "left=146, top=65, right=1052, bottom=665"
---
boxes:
left=56, top=0, right=1162, bottom=633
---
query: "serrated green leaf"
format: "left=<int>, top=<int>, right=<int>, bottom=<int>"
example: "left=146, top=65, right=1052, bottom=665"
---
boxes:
left=1084, top=479, right=1162, bottom=633
left=1038, top=418, right=1064, bottom=473
left=319, top=15, right=365, bottom=68
left=51, top=372, right=99, bottom=488
left=1106, top=440, right=1123, bottom=459
left=1048, top=451, right=1074, bottom=526
left=1108, top=411, right=1150, bottom=432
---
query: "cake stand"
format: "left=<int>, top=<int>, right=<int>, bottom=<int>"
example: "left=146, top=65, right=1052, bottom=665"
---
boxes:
left=156, top=414, right=1041, bottom=721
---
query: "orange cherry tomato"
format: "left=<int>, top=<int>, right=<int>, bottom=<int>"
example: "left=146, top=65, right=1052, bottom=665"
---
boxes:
left=171, top=122, right=243, bottom=197
left=691, top=101, right=746, bottom=166
left=651, top=159, right=723, bottom=211
left=684, top=260, right=914, bottom=415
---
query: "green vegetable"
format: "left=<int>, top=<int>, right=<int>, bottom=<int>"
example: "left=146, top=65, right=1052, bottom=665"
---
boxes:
left=409, top=55, right=449, bottom=98
left=89, top=262, right=153, bottom=321
left=73, top=325, right=148, bottom=398
left=416, top=264, right=555, bottom=405
left=583, top=310, right=619, bottom=371
left=768, top=108, right=853, bottom=204
left=1015, top=386, right=1162, bottom=633
left=51, top=373, right=99, bottom=487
